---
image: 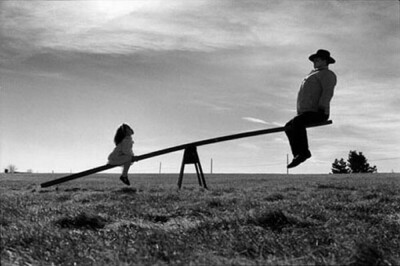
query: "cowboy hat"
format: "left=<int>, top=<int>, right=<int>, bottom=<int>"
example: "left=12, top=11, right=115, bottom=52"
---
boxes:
left=309, top=49, right=335, bottom=64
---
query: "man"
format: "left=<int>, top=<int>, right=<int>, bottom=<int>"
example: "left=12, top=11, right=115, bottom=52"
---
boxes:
left=285, top=49, right=337, bottom=168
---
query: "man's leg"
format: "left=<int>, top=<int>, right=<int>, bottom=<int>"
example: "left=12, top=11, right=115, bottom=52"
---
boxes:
left=286, top=112, right=327, bottom=168
left=285, top=119, right=301, bottom=157
left=291, top=114, right=311, bottom=157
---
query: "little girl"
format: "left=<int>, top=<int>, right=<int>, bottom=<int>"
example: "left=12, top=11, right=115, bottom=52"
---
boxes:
left=108, top=124, right=134, bottom=186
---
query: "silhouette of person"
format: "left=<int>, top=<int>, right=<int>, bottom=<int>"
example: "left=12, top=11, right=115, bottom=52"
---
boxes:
left=108, top=124, right=134, bottom=185
left=286, top=49, right=337, bottom=168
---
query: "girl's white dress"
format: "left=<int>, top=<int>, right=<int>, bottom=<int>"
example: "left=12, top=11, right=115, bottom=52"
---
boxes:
left=108, top=136, right=134, bottom=165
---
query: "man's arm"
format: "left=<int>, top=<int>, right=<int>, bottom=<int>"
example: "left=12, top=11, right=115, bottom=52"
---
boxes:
left=318, top=71, right=337, bottom=114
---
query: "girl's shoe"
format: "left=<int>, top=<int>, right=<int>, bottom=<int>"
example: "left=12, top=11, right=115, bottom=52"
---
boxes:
left=120, top=175, right=130, bottom=186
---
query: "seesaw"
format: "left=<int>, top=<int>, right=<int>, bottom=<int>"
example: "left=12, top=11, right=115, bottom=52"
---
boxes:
left=40, top=120, right=332, bottom=189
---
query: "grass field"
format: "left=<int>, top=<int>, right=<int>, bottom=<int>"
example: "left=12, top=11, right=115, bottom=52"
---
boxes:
left=1, top=172, right=399, bottom=265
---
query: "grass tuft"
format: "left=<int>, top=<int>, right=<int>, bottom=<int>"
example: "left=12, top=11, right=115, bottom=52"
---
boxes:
left=249, top=209, right=292, bottom=231
left=116, top=187, right=137, bottom=194
left=348, top=242, right=393, bottom=266
left=0, top=217, right=10, bottom=226
left=54, top=211, right=108, bottom=230
left=207, top=198, right=224, bottom=208
left=145, top=214, right=170, bottom=223
left=317, top=183, right=356, bottom=191
left=264, top=193, right=284, bottom=202
left=64, top=188, right=87, bottom=192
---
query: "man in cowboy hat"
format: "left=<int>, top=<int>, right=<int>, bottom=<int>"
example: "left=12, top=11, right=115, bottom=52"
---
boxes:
left=285, top=49, right=337, bottom=168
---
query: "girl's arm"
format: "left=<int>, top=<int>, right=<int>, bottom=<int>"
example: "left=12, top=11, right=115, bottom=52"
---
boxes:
left=121, top=137, right=134, bottom=156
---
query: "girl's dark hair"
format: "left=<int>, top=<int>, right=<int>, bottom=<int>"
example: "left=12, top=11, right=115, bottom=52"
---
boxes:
left=114, top=124, right=133, bottom=145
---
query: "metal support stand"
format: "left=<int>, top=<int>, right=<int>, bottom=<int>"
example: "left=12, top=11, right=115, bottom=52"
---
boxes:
left=177, top=146, right=207, bottom=190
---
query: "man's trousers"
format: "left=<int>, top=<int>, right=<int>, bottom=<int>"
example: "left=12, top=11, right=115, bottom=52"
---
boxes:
left=285, top=112, right=329, bottom=157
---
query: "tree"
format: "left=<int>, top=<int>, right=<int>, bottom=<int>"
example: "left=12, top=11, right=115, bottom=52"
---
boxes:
left=7, top=164, right=17, bottom=174
left=332, top=158, right=350, bottom=174
left=347, top=150, right=377, bottom=173
left=332, top=150, right=377, bottom=174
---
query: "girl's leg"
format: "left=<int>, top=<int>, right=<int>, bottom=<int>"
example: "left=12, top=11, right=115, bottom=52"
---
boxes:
left=122, top=161, right=131, bottom=177
left=120, top=161, right=132, bottom=186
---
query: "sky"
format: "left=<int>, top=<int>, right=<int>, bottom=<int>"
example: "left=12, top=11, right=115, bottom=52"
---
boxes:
left=1, top=0, right=400, bottom=175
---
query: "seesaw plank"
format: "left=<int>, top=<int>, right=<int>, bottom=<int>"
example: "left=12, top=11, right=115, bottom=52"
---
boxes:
left=40, top=164, right=114, bottom=188
left=40, top=120, right=332, bottom=188
left=133, top=120, right=332, bottom=162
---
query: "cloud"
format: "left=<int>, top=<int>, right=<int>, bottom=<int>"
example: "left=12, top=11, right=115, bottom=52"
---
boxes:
left=5, top=0, right=387, bottom=56
left=242, top=117, right=283, bottom=127
left=2, top=0, right=398, bottom=57
left=0, top=0, right=260, bottom=56
left=242, top=117, right=270, bottom=125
